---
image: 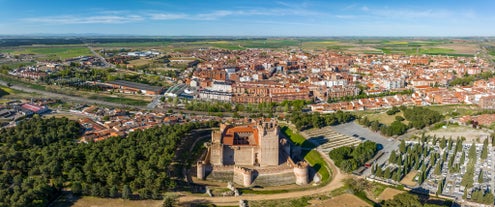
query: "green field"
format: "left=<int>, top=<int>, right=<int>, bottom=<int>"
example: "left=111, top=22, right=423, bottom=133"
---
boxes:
left=13, top=46, right=92, bottom=59
left=95, top=41, right=171, bottom=48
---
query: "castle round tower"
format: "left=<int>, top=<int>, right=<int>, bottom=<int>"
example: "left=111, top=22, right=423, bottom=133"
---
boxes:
left=293, top=161, right=309, bottom=185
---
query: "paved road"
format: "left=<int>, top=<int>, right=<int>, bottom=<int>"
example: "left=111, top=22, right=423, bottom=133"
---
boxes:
left=331, top=122, right=400, bottom=176
left=84, top=42, right=115, bottom=68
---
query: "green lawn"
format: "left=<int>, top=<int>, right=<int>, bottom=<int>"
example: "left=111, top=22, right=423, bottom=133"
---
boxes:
left=281, top=126, right=316, bottom=148
left=303, top=150, right=330, bottom=182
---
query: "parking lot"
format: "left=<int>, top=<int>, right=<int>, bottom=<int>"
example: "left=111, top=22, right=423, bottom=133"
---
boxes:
left=331, top=122, right=400, bottom=176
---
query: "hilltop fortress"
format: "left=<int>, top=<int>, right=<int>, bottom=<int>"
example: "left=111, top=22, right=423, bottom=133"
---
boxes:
left=196, top=119, right=311, bottom=187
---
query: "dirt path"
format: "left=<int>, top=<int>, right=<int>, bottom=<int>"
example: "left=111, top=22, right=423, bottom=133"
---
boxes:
left=178, top=151, right=348, bottom=206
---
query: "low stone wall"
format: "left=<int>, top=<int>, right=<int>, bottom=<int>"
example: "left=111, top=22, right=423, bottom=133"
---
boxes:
left=252, top=170, right=295, bottom=186
left=208, top=170, right=234, bottom=182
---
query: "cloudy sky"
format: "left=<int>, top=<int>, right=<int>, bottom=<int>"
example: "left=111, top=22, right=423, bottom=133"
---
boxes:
left=0, top=0, right=494, bottom=36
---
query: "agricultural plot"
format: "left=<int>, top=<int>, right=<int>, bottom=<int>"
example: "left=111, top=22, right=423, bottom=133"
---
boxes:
left=12, top=46, right=92, bottom=60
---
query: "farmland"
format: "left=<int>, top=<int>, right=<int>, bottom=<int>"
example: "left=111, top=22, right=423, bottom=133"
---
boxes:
left=10, top=45, right=92, bottom=60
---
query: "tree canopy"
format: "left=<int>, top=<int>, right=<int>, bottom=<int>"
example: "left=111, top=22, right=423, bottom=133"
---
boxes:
left=0, top=117, right=217, bottom=207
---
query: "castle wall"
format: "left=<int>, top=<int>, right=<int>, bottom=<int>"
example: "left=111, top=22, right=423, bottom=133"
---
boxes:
left=209, top=170, right=234, bottom=182
left=233, top=146, right=256, bottom=166
left=252, top=170, right=295, bottom=186
left=210, top=144, right=223, bottom=165
left=222, top=146, right=234, bottom=165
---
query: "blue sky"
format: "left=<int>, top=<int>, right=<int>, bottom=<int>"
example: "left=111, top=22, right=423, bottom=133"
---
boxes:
left=0, top=0, right=494, bottom=36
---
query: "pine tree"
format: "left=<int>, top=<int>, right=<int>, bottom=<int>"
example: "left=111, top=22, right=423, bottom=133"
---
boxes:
left=481, top=138, right=488, bottom=160
left=400, top=140, right=406, bottom=153
left=434, top=162, right=442, bottom=175
left=460, top=152, right=466, bottom=165
left=122, top=185, right=132, bottom=200
left=478, top=169, right=484, bottom=183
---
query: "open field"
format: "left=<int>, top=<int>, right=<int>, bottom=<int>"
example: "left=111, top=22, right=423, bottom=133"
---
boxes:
left=400, top=170, right=418, bottom=187
left=11, top=46, right=92, bottom=60
left=1, top=38, right=484, bottom=57
left=310, top=193, right=371, bottom=207
left=365, top=111, right=408, bottom=125
left=249, top=196, right=311, bottom=207
left=377, top=188, right=404, bottom=202
left=425, top=124, right=490, bottom=142
left=426, top=104, right=484, bottom=118
left=127, top=58, right=153, bottom=67
left=52, top=195, right=163, bottom=207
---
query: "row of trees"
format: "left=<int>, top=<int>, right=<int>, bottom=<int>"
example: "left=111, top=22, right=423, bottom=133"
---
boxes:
left=290, top=111, right=355, bottom=131
left=329, top=141, right=378, bottom=172
left=184, top=99, right=309, bottom=114
left=0, top=117, right=217, bottom=207
left=327, top=89, right=414, bottom=103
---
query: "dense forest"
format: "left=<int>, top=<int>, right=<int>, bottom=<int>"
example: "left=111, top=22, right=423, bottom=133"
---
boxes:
left=290, top=111, right=356, bottom=131
left=328, top=141, right=378, bottom=172
left=0, top=117, right=216, bottom=207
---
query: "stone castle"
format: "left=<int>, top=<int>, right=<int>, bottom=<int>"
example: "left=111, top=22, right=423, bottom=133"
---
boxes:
left=196, top=119, right=310, bottom=187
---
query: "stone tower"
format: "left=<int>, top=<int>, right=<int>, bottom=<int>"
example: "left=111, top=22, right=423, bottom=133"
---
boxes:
left=259, top=120, right=280, bottom=166
left=233, top=166, right=253, bottom=187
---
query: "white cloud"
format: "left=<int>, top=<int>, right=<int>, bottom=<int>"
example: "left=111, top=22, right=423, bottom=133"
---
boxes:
left=23, top=15, right=144, bottom=24
left=149, top=13, right=187, bottom=20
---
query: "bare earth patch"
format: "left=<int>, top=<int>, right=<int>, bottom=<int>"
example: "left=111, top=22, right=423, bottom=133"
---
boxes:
left=400, top=170, right=418, bottom=187
left=377, top=188, right=404, bottom=201
left=70, top=197, right=162, bottom=207
left=437, top=43, right=479, bottom=54
left=311, top=193, right=371, bottom=207
left=426, top=125, right=490, bottom=143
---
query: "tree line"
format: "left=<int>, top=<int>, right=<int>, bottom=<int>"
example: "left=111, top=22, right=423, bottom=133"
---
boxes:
left=290, top=111, right=356, bottom=131
left=0, top=117, right=217, bottom=207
